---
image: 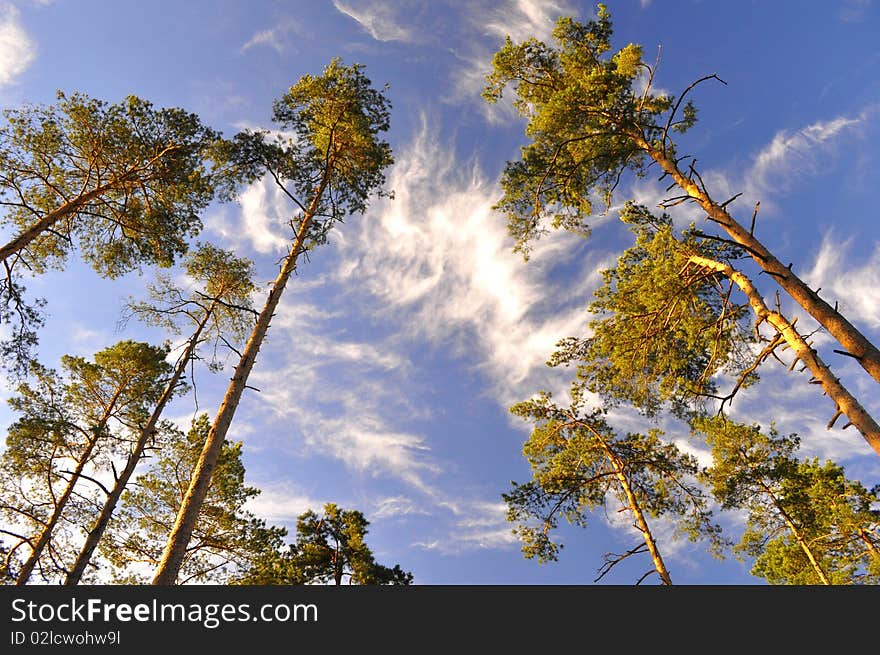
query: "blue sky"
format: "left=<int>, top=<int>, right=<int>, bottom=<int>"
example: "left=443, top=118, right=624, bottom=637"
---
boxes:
left=1, top=0, right=879, bottom=585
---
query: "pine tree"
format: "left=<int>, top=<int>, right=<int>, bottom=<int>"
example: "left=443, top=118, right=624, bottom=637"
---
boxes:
left=235, top=503, right=413, bottom=586
left=696, top=417, right=880, bottom=585
left=152, top=59, right=393, bottom=584
left=1, top=341, right=170, bottom=584
left=100, top=415, right=286, bottom=584
left=505, top=388, right=725, bottom=585
left=0, top=92, right=232, bottom=375
left=63, top=245, right=256, bottom=584
left=483, top=5, right=880, bottom=388
left=553, top=203, right=880, bottom=455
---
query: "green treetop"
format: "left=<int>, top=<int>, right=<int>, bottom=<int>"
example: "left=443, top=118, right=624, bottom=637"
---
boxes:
left=236, top=503, right=413, bottom=586
left=696, top=417, right=880, bottom=585
left=505, top=388, right=725, bottom=584
left=483, top=3, right=880, bottom=388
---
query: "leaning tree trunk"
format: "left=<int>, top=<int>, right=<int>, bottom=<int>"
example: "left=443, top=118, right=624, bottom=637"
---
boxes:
left=64, top=304, right=215, bottom=585
left=635, top=136, right=880, bottom=386
left=15, top=420, right=109, bottom=585
left=689, top=255, right=880, bottom=457
left=762, top=481, right=831, bottom=585
left=152, top=168, right=332, bottom=585
left=595, top=431, right=673, bottom=585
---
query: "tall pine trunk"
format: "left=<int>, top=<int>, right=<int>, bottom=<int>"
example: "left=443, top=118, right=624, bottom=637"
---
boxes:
left=152, top=168, right=332, bottom=585
left=762, top=481, right=831, bottom=585
left=689, top=255, right=880, bottom=456
left=637, top=137, right=880, bottom=386
left=64, top=305, right=214, bottom=585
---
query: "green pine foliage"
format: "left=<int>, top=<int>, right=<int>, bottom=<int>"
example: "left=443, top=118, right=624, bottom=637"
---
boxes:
left=505, top=388, right=726, bottom=583
left=235, top=503, right=413, bottom=586
left=551, top=202, right=754, bottom=419
left=0, top=341, right=172, bottom=583
left=101, top=414, right=286, bottom=585
left=696, top=417, right=880, bottom=585
left=483, top=6, right=691, bottom=259
left=0, top=92, right=226, bottom=275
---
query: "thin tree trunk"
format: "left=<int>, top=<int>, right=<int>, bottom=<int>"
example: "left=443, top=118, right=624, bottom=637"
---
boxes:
left=857, top=527, right=879, bottom=556
left=689, top=255, right=880, bottom=456
left=609, top=454, right=673, bottom=585
left=0, top=144, right=180, bottom=265
left=637, top=138, right=880, bottom=386
left=152, top=169, right=332, bottom=585
left=334, top=542, right=343, bottom=586
left=15, top=429, right=102, bottom=585
left=761, top=481, right=831, bottom=585
left=590, top=426, right=673, bottom=585
left=64, top=304, right=215, bottom=585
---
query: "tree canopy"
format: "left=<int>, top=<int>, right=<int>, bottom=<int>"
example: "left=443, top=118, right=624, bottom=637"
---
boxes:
left=505, top=388, right=725, bottom=584
left=484, top=3, right=880, bottom=388
left=236, top=503, right=413, bottom=586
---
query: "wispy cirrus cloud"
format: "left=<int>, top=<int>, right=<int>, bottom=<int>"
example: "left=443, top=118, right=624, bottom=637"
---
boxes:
left=413, top=500, right=517, bottom=553
left=331, top=0, right=415, bottom=42
left=626, top=108, right=875, bottom=227
left=806, top=235, right=880, bottom=331
left=206, top=115, right=608, bottom=553
left=371, top=496, right=430, bottom=520
left=239, top=20, right=304, bottom=54
left=839, top=0, right=873, bottom=21
left=0, top=3, right=35, bottom=87
left=244, top=483, right=324, bottom=523
left=742, top=113, right=868, bottom=211
left=450, top=0, right=577, bottom=122
left=481, top=0, right=574, bottom=43
left=334, top=115, right=607, bottom=405
left=205, top=176, right=292, bottom=255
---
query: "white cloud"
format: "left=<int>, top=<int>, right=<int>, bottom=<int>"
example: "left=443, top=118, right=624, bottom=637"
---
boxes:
left=247, top=304, right=440, bottom=495
left=240, top=29, right=284, bottom=55
left=244, top=483, right=323, bottom=523
left=0, top=4, right=35, bottom=87
left=371, top=496, right=430, bottom=519
left=332, top=0, right=414, bottom=42
left=209, top=119, right=620, bottom=554
left=805, top=235, right=880, bottom=331
left=839, top=0, right=873, bottom=21
left=450, top=0, right=576, bottom=122
left=414, top=500, right=518, bottom=553
left=626, top=109, right=874, bottom=227
left=239, top=20, right=303, bottom=54
left=742, top=113, right=867, bottom=212
left=309, top=421, right=439, bottom=492
left=482, top=0, right=573, bottom=43
left=334, top=116, right=606, bottom=405
left=206, top=176, right=291, bottom=255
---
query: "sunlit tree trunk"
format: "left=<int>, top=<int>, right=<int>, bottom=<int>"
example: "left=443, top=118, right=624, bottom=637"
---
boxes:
left=598, top=437, right=673, bottom=585
left=689, top=255, right=880, bottom=456
left=64, top=305, right=214, bottom=585
left=152, top=169, right=332, bottom=585
left=638, top=138, right=880, bottom=386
